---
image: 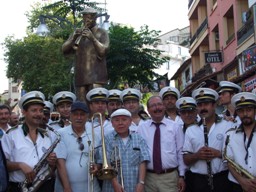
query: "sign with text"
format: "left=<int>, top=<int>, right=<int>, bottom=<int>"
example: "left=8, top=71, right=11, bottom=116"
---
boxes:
left=204, top=52, right=223, bottom=63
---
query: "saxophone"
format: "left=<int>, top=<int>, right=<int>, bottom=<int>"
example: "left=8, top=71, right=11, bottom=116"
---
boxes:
left=21, top=126, right=61, bottom=192
left=223, top=135, right=254, bottom=179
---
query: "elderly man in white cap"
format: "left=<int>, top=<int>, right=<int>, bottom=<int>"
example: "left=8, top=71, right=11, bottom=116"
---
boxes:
left=62, top=6, right=110, bottom=102
left=120, top=88, right=145, bottom=133
left=218, top=81, right=242, bottom=126
left=159, top=86, right=183, bottom=128
left=224, top=92, right=256, bottom=192
left=182, top=88, right=234, bottom=192
left=100, top=108, right=150, bottom=192
left=50, top=91, right=76, bottom=130
left=1, top=91, right=57, bottom=192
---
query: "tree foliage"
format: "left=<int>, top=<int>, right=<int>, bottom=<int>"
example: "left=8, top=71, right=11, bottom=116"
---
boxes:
left=107, top=25, right=169, bottom=90
left=4, top=35, right=73, bottom=98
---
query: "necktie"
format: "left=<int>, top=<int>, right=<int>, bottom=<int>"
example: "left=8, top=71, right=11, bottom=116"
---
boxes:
left=153, top=122, right=162, bottom=173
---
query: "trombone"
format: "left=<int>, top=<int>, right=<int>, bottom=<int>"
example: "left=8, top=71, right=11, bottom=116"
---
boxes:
left=88, top=113, right=117, bottom=192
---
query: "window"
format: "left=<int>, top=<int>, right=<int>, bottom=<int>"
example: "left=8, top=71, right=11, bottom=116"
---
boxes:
left=12, top=86, right=18, bottom=93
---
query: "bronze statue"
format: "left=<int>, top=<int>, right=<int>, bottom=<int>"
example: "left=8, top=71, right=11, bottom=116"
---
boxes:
left=62, top=7, right=110, bottom=102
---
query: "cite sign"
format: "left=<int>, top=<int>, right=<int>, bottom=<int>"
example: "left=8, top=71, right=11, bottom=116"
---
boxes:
left=204, top=52, right=223, bottom=63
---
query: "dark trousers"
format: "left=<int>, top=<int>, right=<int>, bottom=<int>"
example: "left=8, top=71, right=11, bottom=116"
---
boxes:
left=230, top=181, right=243, bottom=192
left=8, top=179, right=54, bottom=192
left=185, top=170, right=232, bottom=192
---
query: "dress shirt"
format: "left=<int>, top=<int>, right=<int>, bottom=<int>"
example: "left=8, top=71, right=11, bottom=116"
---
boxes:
left=183, top=119, right=234, bottom=174
left=137, top=117, right=186, bottom=176
left=86, top=118, right=114, bottom=138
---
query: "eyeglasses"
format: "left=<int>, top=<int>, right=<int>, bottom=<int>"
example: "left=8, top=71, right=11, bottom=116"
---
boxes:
left=77, top=137, right=85, bottom=167
left=77, top=137, right=85, bottom=151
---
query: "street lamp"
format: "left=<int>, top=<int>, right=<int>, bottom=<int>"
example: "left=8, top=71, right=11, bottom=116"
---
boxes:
left=36, top=16, right=50, bottom=36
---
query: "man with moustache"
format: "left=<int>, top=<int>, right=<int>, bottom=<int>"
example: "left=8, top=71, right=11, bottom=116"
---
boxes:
left=225, top=92, right=256, bottom=192
left=1, top=91, right=57, bottom=192
left=138, top=96, right=186, bottom=192
left=218, top=81, right=241, bottom=126
left=50, top=91, right=76, bottom=130
left=183, top=88, right=233, bottom=192
left=55, top=101, right=101, bottom=192
left=159, top=86, right=183, bottom=127
left=0, top=105, right=11, bottom=139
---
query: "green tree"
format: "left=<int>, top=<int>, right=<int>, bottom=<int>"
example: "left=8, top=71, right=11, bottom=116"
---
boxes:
left=107, top=24, right=169, bottom=90
left=4, top=35, right=73, bottom=98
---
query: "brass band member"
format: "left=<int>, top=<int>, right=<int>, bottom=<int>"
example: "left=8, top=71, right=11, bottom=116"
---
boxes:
left=218, top=81, right=241, bottom=126
left=62, top=7, right=110, bottom=102
left=226, top=92, right=256, bottom=192
left=107, top=89, right=122, bottom=116
left=183, top=88, right=233, bottom=192
left=2, top=91, right=57, bottom=192
left=101, top=109, right=150, bottom=192
left=50, top=91, right=76, bottom=130
left=55, top=101, right=101, bottom=192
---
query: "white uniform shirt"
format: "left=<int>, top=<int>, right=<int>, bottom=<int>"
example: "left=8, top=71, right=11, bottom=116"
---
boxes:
left=137, top=117, right=186, bottom=176
left=225, top=128, right=256, bottom=184
left=129, top=119, right=146, bottom=133
left=55, top=125, right=101, bottom=192
left=1, top=125, right=53, bottom=182
left=183, top=119, right=234, bottom=174
left=86, top=118, right=113, bottom=138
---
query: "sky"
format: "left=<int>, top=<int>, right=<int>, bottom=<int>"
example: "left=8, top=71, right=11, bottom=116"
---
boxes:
left=0, top=0, right=189, bottom=93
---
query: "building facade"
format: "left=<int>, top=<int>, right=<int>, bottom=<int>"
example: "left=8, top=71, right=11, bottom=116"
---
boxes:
left=172, top=0, right=256, bottom=95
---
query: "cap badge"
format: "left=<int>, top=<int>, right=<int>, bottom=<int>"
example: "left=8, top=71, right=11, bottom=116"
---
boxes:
left=199, top=90, right=205, bottom=96
left=127, top=91, right=132, bottom=95
left=182, top=100, right=187, bottom=105
left=35, top=93, right=40, bottom=97
left=240, top=96, right=245, bottom=102
left=62, top=94, right=66, bottom=98
left=99, top=91, right=103, bottom=95
left=113, top=93, right=117, bottom=96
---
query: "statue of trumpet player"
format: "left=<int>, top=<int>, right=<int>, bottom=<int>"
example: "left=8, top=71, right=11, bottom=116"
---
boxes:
left=62, top=7, right=110, bottom=102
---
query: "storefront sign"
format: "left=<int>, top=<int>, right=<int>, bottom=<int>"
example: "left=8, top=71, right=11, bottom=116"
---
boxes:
left=204, top=52, right=223, bottom=63
left=244, top=74, right=256, bottom=91
left=227, top=68, right=238, bottom=81
left=243, top=45, right=256, bottom=68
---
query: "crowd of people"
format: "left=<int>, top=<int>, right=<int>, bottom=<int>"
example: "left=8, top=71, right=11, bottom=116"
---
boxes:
left=0, top=80, right=255, bottom=192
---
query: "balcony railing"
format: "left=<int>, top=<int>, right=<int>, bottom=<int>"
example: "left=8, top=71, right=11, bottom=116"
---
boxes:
left=190, top=18, right=208, bottom=45
left=192, top=63, right=212, bottom=82
left=188, top=0, right=194, bottom=9
left=237, top=19, right=254, bottom=46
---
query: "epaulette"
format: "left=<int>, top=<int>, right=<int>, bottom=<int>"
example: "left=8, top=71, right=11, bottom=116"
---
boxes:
left=6, top=125, right=19, bottom=134
left=49, top=121, right=59, bottom=125
left=216, top=114, right=222, bottom=123
left=37, top=128, right=49, bottom=138
left=225, top=127, right=237, bottom=134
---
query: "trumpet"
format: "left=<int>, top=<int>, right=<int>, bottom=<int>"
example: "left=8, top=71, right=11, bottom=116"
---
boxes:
left=72, top=26, right=88, bottom=50
left=113, top=146, right=124, bottom=190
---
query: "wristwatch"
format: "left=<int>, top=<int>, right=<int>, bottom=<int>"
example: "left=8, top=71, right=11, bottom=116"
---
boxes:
left=139, top=180, right=145, bottom=185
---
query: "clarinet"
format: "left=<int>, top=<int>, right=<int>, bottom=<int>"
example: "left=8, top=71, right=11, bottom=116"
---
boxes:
left=202, top=117, right=214, bottom=191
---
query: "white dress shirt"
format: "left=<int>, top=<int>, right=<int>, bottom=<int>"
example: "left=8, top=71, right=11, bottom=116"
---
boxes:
left=137, top=117, right=186, bottom=176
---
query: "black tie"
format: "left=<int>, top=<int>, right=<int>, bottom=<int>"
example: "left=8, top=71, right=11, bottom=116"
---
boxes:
left=153, top=122, right=162, bottom=173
